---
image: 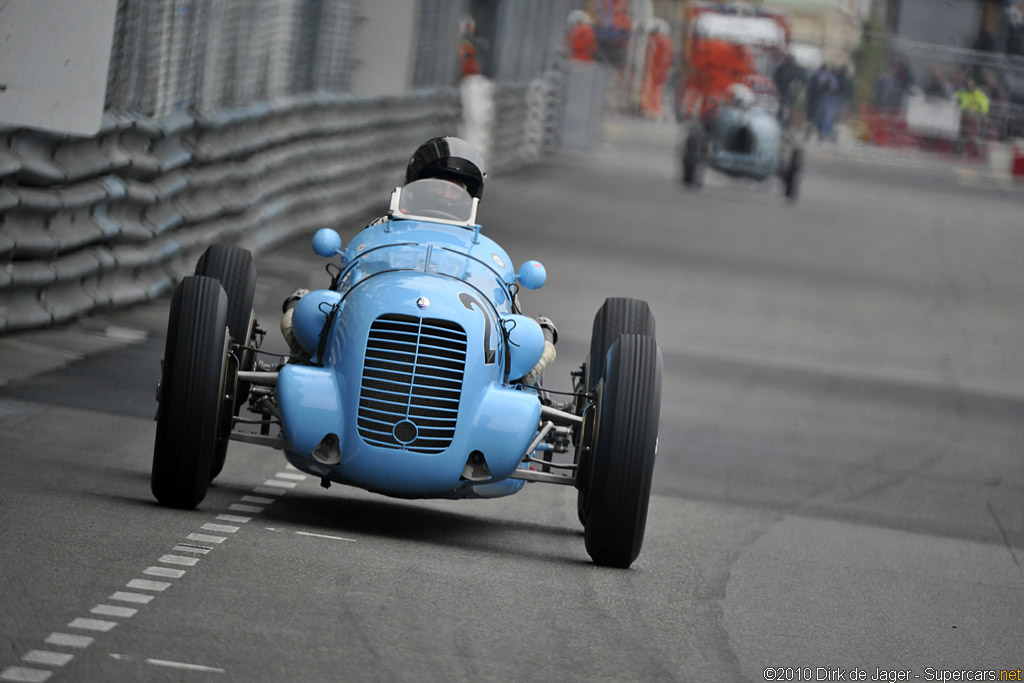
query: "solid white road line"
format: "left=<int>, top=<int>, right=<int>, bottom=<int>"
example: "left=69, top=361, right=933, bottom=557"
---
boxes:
left=159, top=554, right=199, bottom=567
left=146, top=659, right=226, bottom=674
left=187, top=533, right=226, bottom=544
left=143, top=566, right=186, bottom=579
left=109, top=591, right=154, bottom=605
left=201, top=523, right=240, bottom=534
left=295, top=531, right=357, bottom=542
left=126, top=579, right=170, bottom=592
left=215, top=514, right=251, bottom=524
left=44, top=633, right=93, bottom=649
left=67, top=618, right=117, bottom=632
left=21, top=652, right=72, bottom=667
left=0, top=666, right=52, bottom=682
left=228, top=504, right=263, bottom=514
left=241, top=495, right=274, bottom=504
left=90, top=605, right=137, bottom=618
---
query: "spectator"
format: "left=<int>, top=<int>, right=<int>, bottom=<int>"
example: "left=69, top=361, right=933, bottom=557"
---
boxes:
left=458, top=18, right=482, bottom=78
left=814, top=66, right=840, bottom=141
left=923, top=65, right=954, bottom=98
left=566, top=10, right=597, bottom=62
left=772, top=53, right=804, bottom=125
left=956, top=78, right=989, bottom=115
left=640, top=19, right=674, bottom=120
left=805, top=63, right=828, bottom=139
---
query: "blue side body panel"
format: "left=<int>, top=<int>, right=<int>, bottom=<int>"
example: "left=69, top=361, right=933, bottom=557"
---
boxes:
left=278, top=218, right=543, bottom=499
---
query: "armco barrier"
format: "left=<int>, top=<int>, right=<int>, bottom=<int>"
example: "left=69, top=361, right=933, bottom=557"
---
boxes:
left=0, top=89, right=461, bottom=332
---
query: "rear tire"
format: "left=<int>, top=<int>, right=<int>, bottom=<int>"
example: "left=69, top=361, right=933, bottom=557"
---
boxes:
left=194, top=244, right=256, bottom=480
left=582, top=335, right=663, bottom=568
left=152, top=276, right=229, bottom=509
left=587, top=298, right=655, bottom=392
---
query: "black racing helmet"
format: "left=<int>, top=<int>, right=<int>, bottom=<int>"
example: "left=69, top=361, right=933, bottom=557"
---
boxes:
left=405, top=136, right=486, bottom=200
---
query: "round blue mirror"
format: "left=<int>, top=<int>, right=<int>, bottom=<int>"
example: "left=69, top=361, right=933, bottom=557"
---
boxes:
left=516, top=260, right=546, bottom=290
left=312, top=228, right=342, bottom=258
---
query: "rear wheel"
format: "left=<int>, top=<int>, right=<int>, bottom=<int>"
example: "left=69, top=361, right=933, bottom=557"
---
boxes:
left=587, top=298, right=655, bottom=392
left=152, top=276, right=230, bottom=509
left=582, top=335, right=663, bottom=568
left=194, top=244, right=257, bottom=480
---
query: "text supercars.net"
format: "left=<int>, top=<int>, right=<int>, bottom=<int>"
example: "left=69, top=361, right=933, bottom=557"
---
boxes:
left=762, top=667, right=1022, bottom=681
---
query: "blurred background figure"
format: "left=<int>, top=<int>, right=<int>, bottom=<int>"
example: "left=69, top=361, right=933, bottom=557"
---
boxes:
left=686, top=39, right=755, bottom=121
left=640, top=19, right=674, bottom=120
left=923, top=64, right=954, bottom=99
left=955, top=77, right=990, bottom=155
left=458, top=18, right=482, bottom=79
left=566, top=10, right=597, bottom=63
left=772, top=52, right=804, bottom=126
left=594, top=0, right=632, bottom=70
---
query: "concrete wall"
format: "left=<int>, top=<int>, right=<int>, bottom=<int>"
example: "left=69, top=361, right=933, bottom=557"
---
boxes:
left=349, top=0, right=419, bottom=95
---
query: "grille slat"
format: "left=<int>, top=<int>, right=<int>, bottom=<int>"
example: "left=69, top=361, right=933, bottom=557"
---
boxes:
left=358, top=314, right=467, bottom=453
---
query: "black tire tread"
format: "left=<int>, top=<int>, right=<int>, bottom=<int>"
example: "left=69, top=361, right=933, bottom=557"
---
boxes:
left=195, top=244, right=256, bottom=347
left=588, top=298, right=655, bottom=390
left=583, top=335, right=663, bottom=568
left=152, top=276, right=228, bottom=509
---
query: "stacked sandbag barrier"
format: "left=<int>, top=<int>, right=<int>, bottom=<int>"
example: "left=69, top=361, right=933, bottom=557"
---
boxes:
left=0, top=89, right=460, bottom=332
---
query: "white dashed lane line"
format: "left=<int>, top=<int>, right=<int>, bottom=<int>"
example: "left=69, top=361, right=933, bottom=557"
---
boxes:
left=43, top=635, right=92, bottom=649
left=20, top=654, right=71, bottom=668
left=90, top=605, right=137, bottom=619
left=67, top=618, right=117, bottom=633
left=158, top=554, right=200, bottom=567
left=109, top=592, right=154, bottom=605
left=2, top=475, right=300, bottom=681
left=261, top=479, right=297, bottom=489
left=0, top=667, right=52, bottom=682
left=143, top=566, right=186, bottom=579
left=215, top=514, right=251, bottom=524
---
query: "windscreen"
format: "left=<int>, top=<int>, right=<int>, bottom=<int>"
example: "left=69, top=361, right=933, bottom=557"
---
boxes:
left=396, top=179, right=475, bottom=224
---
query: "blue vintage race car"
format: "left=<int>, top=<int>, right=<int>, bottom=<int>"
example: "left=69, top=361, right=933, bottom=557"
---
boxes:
left=681, top=85, right=803, bottom=200
left=151, top=137, right=663, bottom=568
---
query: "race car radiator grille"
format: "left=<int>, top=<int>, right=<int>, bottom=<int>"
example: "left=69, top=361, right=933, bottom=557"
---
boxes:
left=357, top=314, right=467, bottom=454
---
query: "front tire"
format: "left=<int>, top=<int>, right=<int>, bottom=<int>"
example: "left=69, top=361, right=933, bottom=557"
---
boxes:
left=152, top=276, right=230, bottom=509
left=579, top=298, right=657, bottom=525
left=682, top=132, right=702, bottom=187
left=783, top=148, right=802, bottom=201
left=582, top=335, right=663, bottom=568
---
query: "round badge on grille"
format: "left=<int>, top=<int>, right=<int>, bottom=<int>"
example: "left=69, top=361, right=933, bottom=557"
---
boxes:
left=393, top=420, right=418, bottom=444
left=416, top=297, right=430, bottom=310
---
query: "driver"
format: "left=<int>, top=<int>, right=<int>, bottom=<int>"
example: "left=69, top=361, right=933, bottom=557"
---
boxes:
left=281, top=137, right=557, bottom=383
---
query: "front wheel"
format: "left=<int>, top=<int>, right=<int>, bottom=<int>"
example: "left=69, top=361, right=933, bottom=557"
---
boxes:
left=783, top=148, right=802, bottom=201
left=682, top=132, right=702, bottom=187
left=582, top=334, right=663, bottom=568
left=152, top=276, right=230, bottom=509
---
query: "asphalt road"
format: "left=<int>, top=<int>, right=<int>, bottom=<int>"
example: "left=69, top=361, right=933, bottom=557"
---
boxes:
left=2, top=117, right=1023, bottom=683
